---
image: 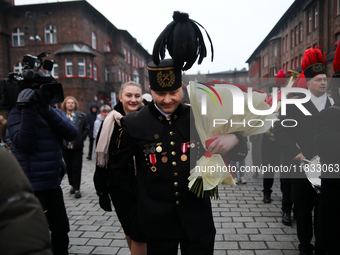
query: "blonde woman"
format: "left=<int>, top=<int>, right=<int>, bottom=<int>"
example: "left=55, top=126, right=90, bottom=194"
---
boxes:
left=94, top=82, right=146, bottom=255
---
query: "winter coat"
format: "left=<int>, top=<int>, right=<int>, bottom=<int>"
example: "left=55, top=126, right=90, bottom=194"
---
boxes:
left=7, top=106, right=78, bottom=191
left=0, top=147, right=53, bottom=255
left=62, top=111, right=90, bottom=150
left=87, top=103, right=99, bottom=138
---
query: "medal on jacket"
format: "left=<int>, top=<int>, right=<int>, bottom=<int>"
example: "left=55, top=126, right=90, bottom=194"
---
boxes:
left=181, top=143, right=188, bottom=161
left=156, top=142, right=162, bottom=153
left=190, top=140, right=195, bottom=148
left=143, top=144, right=150, bottom=154
left=149, top=154, right=157, bottom=172
left=150, top=143, right=156, bottom=154
left=161, top=152, right=168, bottom=163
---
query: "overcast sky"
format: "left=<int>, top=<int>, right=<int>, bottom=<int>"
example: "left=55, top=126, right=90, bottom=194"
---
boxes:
left=15, top=0, right=295, bottom=74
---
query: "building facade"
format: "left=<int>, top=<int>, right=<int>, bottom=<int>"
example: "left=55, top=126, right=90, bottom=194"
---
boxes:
left=247, top=0, right=340, bottom=93
left=0, top=0, right=151, bottom=112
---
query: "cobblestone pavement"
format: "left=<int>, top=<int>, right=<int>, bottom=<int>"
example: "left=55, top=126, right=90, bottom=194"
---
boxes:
left=62, top=140, right=309, bottom=255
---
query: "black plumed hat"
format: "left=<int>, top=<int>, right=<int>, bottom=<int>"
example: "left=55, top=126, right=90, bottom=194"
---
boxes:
left=152, top=11, right=214, bottom=71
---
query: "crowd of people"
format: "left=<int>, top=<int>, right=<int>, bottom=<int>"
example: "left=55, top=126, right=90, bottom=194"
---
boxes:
left=1, top=12, right=339, bottom=255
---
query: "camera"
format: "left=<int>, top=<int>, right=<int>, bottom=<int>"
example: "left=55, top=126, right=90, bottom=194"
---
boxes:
left=0, top=52, right=64, bottom=110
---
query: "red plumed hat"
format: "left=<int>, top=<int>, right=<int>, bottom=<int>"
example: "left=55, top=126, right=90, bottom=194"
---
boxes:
left=301, top=47, right=326, bottom=81
left=275, top=69, right=287, bottom=86
left=333, top=41, right=340, bottom=72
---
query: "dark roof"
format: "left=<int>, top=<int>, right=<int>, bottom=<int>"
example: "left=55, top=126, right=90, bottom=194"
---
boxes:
left=54, top=44, right=95, bottom=56
left=246, top=0, right=301, bottom=63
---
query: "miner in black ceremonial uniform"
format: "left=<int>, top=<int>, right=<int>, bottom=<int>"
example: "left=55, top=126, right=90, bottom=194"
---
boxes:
left=112, top=59, right=244, bottom=255
left=273, top=48, right=333, bottom=255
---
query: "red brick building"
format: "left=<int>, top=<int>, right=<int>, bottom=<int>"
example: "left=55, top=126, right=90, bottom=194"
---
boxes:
left=0, top=0, right=151, bottom=112
left=247, top=0, right=340, bottom=93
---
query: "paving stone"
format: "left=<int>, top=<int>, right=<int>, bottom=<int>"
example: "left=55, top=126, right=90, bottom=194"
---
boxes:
left=61, top=140, right=300, bottom=254
left=239, top=242, right=267, bottom=250
left=91, top=246, right=119, bottom=255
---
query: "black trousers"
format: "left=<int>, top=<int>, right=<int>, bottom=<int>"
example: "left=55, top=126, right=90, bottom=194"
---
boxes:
left=280, top=180, right=292, bottom=213
left=63, top=149, right=83, bottom=190
left=35, top=187, right=70, bottom=255
left=261, top=134, right=280, bottom=194
left=146, top=228, right=215, bottom=255
left=295, top=194, right=320, bottom=253
left=87, top=137, right=94, bottom=158
left=318, top=179, right=340, bottom=255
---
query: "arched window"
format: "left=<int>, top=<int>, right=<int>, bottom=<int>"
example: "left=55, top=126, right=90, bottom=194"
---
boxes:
left=45, top=25, right=57, bottom=44
left=106, top=41, right=113, bottom=52
left=12, top=28, right=25, bottom=46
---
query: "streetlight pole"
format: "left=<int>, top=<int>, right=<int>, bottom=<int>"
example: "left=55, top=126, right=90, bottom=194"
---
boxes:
left=24, top=11, right=52, bottom=56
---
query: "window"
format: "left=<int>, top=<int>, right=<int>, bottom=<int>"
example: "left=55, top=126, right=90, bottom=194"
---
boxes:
left=78, top=58, right=85, bottom=77
left=295, top=26, right=298, bottom=46
left=273, top=42, right=277, bottom=57
left=119, top=69, right=122, bottom=81
left=263, top=54, right=268, bottom=68
left=45, top=25, right=56, bottom=44
left=308, top=11, right=312, bottom=33
left=336, top=33, right=340, bottom=45
left=66, top=58, right=73, bottom=77
left=105, top=67, right=109, bottom=82
left=92, top=32, right=97, bottom=50
left=285, top=35, right=288, bottom=52
left=299, top=54, right=302, bottom=67
left=47, top=63, right=58, bottom=78
left=13, top=62, right=23, bottom=73
left=291, top=30, right=294, bottom=48
left=12, top=28, right=25, bottom=46
left=282, top=37, right=285, bottom=53
left=93, top=64, right=98, bottom=81
left=299, top=22, right=303, bottom=43
left=314, top=6, right=318, bottom=29
left=127, top=51, right=131, bottom=64
left=87, top=60, right=92, bottom=78
left=106, top=41, right=113, bottom=52
left=124, top=48, right=127, bottom=62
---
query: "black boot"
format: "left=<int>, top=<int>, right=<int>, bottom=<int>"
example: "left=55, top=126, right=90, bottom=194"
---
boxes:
left=263, top=192, right=272, bottom=203
left=282, top=212, right=292, bottom=226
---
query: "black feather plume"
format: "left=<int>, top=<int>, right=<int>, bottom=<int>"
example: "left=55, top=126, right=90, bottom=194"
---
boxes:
left=152, top=11, right=214, bottom=71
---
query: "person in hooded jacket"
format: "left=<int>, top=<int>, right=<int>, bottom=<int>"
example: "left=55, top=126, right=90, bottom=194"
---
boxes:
left=86, top=103, right=99, bottom=160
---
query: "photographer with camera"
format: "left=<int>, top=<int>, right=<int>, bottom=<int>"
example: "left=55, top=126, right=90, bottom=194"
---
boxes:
left=6, top=75, right=78, bottom=254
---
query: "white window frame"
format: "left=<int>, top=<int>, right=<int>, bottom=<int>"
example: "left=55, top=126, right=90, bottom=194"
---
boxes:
left=105, top=67, right=109, bottom=82
left=14, top=62, right=23, bottom=73
left=45, top=25, right=57, bottom=44
left=94, top=64, right=98, bottom=81
left=92, top=32, right=97, bottom=50
left=12, top=28, right=25, bottom=46
left=314, top=6, right=318, bottom=29
left=66, top=58, right=73, bottom=77
left=47, top=63, right=58, bottom=78
left=87, top=60, right=92, bottom=78
left=78, top=58, right=85, bottom=77
left=308, top=11, right=312, bottom=33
